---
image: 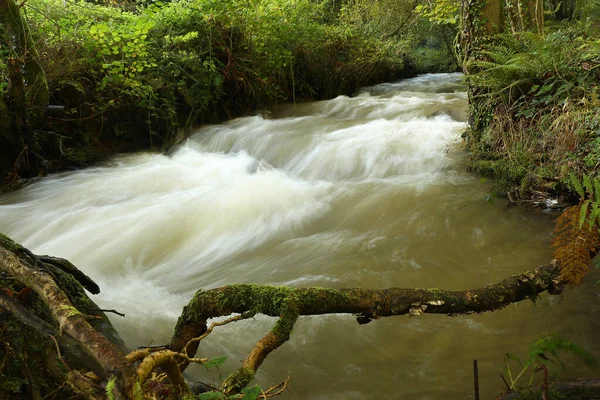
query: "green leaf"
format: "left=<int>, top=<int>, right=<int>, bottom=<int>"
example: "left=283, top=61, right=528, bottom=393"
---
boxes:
left=570, top=173, right=585, bottom=199
left=594, top=179, right=600, bottom=203
left=529, top=335, right=597, bottom=368
left=241, top=386, right=261, bottom=400
left=583, top=174, right=593, bottom=197
left=199, top=391, right=224, bottom=400
left=537, top=82, right=555, bottom=95
left=505, top=353, right=522, bottom=365
left=579, top=201, right=589, bottom=229
left=204, top=356, right=227, bottom=370
left=591, top=202, right=600, bottom=228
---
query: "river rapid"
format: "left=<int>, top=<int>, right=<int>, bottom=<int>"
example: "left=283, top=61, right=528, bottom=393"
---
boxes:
left=1, top=73, right=599, bottom=399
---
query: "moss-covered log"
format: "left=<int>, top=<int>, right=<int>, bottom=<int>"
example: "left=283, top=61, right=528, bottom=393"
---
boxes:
left=171, top=262, right=563, bottom=392
left=0, top=234, right=136, bottom=399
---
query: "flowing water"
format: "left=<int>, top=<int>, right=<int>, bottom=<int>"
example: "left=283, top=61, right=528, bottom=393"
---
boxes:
left=1, top=73, right=599, bottom=399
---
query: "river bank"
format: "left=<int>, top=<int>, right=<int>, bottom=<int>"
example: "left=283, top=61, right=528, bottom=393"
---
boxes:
left=463, top=27, right=600, bottom=204
left=1, top=0, right=463, bottom=186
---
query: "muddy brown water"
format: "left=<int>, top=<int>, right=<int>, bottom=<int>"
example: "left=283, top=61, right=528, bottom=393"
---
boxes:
left=1, top=73, right=598, bottom=399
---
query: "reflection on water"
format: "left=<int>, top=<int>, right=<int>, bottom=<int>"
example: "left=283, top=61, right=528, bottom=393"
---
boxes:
left=1, top=73, right=598, bottom=399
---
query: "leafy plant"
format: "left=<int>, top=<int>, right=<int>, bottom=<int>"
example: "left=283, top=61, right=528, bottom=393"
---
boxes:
left=552, top=173, right=600, bottom=286
left=203, top=356, right=227, bottom=371
left=502, top=335, right=597, bottom=392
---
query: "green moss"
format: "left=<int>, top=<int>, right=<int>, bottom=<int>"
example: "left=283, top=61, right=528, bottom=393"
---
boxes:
left=222, top=367, right=255, bottom=394
left=0, top=232, right=23, bottom=253
left=218, top=285, right=293, bottom=316
left=272, top=309, right=299, bottom=339
left=0, top=319, right=72, bottom=399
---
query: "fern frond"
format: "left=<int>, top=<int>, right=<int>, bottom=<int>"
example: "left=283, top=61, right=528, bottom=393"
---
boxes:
left=592, top=202, right=600, bottom=227
left=552, top=205, right=600, bottom=286
left=569, top=173, right=585, bottom=198
left=579, top=201, right=590, bottom=228
left=583, top=174, right=594, bottom=198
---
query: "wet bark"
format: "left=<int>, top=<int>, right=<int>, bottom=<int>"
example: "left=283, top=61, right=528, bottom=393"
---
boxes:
left=0, top=234, right=136, bottom=399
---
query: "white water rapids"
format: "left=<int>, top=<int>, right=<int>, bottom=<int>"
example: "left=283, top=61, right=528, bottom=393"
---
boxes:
left=1, top=73, right=599, bottom=399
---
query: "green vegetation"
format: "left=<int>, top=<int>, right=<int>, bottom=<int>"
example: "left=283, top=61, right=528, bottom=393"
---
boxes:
left=0, top=0, right=458, bottom=181
left=465, top=12, right=600, bottom=198
left=498, top=334, right=597, bottom=399
left=503, top=334, right=597, bottom=390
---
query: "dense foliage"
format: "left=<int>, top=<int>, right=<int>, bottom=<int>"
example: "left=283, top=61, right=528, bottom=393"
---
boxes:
left=0, top=0, right=457, bottom=179
left=465, top=18, right=600, bottom=197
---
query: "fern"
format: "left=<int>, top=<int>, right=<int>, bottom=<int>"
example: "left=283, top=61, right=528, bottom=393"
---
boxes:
left=552, top=174, right=600, bottom=286
left=467, top=31, right=577, bottom=100
left=503, top=334, right=597, bottom=390
left=106, top=377, right=117, bottom=400
left=529, top=335, right=597, bottom=369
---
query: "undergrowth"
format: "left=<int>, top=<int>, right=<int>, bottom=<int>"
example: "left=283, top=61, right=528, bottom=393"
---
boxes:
left=0, top=0, right=458, bottom=179
left=465, top=25, right=600, bottom=198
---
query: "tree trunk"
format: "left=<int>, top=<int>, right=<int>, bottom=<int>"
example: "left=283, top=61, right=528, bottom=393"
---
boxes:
left=0, top=0, right=49, bottom=178
left=0, top=0, right=49, bottom=125
left=481, top=0, right=504, bottom=34
left=460, top=0, right=504, bottom=73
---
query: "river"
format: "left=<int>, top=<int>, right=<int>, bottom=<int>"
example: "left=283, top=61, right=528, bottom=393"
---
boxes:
left=1, top=73, right=598, bottom=399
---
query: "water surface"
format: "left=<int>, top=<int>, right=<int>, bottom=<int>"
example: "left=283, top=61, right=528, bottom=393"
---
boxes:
left=1, top=73, right=598, bottom=399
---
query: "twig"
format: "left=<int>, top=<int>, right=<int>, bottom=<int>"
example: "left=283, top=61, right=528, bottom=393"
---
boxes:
left=136, top=344, right=168, bottom=350
left=183, top=313, right=250, bottom=357
left=49, top=334, right=71, bottom=372
left=539, top=364, right=549, bottom=400
left=40, top=381, right=66, bottom=400
left=0, top=342, right=9, bottom=372
left=89, top=308, right=125, bottom=317
left=500, top=374, right=511, bottom=390
left=473, top=359, right=480, bottom=400
left=260, top=376, right=290, bottom=398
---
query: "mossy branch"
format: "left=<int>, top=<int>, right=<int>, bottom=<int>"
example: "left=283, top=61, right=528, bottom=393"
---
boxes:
left=171, top=262, right=565, bottom=392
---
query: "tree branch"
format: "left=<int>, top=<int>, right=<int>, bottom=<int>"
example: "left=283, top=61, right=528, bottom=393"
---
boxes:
left=171, top=262, right=564, bottom=391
